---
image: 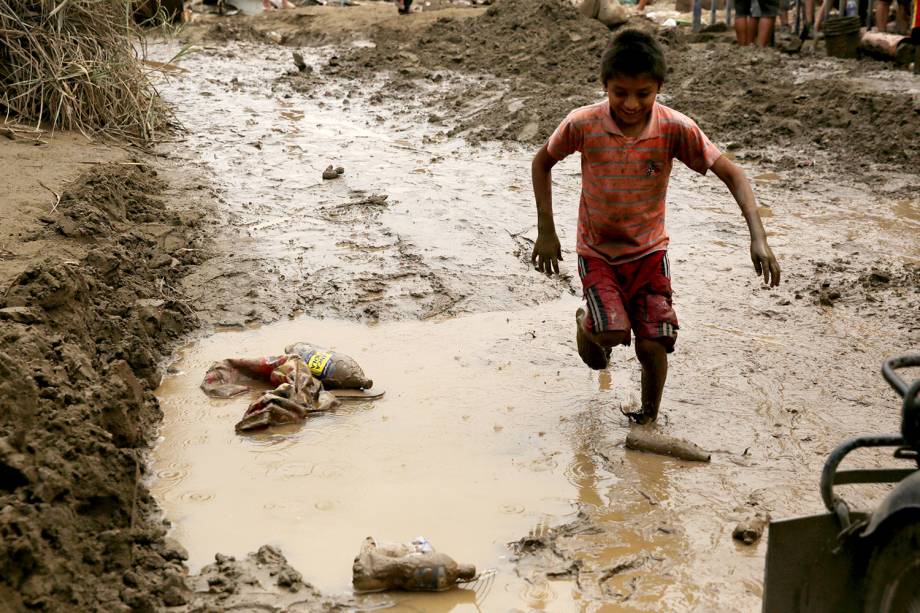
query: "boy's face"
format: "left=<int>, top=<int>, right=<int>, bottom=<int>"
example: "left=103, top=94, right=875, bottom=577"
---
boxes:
left=605, top=74, right=660, bottom=130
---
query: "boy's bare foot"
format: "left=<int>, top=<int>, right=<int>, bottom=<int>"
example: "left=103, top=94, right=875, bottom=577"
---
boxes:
left=576, top=308, right=609, bottom=370
left=620, top=404, right=657, bottom=425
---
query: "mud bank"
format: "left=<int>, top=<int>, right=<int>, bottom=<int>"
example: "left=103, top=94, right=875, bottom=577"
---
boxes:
left=0, top=141, right=208, bottom=610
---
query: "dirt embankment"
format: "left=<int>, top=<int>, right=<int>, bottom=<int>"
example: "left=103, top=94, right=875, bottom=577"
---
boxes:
left=0, top=137, right=207, bottom=610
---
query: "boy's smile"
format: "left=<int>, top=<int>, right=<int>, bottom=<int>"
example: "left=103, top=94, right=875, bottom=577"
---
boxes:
left=605, top=74, right=660, bottom=136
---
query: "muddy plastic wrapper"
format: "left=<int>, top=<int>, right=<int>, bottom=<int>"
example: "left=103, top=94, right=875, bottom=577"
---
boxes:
left=201, top=355, right=340, bottom=432
left=284, top=342, right=373, bottom=390
left=352, top=537, right=476, bottom=593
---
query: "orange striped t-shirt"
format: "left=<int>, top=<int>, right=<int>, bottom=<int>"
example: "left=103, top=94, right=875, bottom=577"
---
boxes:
left=547, top=101, right=721, bottom=264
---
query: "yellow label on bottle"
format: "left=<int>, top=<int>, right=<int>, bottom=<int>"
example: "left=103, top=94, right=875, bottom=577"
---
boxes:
left=307, top=352, right=332, bottom=377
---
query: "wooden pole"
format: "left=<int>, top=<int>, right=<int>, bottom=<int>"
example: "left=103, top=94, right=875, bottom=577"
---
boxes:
left=710, top=0, right=718, bottom=25
left=693, top=0, right=703, bottom=30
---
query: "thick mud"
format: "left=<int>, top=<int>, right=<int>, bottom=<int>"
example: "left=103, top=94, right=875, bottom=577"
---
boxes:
left=0, top=144, right=212, bottom=611
left=200, top=0, right=920, bottom=188
left=1, top=1, right=917, bottom=610
left=146, top=34, right=917, bottom=611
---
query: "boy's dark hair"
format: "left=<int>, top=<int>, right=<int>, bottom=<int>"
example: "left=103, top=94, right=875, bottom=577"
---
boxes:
left=600, top=29, right=667, bottom=86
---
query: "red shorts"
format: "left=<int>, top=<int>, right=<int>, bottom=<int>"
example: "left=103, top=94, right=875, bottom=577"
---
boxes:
left=578, top=250, right=679, bottom=352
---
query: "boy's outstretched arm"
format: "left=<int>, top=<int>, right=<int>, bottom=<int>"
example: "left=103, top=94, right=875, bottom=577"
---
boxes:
left=531, top=144, right=563, bottom=275
left=711, top=155, right=782, bottom=287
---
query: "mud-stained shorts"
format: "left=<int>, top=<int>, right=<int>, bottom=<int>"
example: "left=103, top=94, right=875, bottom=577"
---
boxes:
left=578, top=250, right=679, bottom=352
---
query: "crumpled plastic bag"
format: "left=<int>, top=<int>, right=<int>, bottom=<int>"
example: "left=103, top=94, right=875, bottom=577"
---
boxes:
left=352, top=536, right=476, bottom=593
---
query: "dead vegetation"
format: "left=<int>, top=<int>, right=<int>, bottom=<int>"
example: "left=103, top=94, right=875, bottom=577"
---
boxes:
left=0, top=0, right=168, bottom=141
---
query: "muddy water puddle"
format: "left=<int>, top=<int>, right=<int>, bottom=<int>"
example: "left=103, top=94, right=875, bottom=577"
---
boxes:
left=152, top=302, right=663, bottom=609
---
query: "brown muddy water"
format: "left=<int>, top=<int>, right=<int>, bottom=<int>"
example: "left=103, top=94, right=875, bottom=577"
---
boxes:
left=149, top=40, right=917, bottom=611
left=153, top=305, right=616, bottom=610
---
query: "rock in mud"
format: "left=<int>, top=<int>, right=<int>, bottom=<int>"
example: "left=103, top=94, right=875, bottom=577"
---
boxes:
left=625, top=430, right=711, bottom=462
left=292, top=51, right=307, bottom=71
left=322, top=164, right=345, bottom=180
left=732, top=512, right=770, bottom=545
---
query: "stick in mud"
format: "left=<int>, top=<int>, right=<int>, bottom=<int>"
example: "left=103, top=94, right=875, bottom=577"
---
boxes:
left=625, top=429, right=712, bottom=462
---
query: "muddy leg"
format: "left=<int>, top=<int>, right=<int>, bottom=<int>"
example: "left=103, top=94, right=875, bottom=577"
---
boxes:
left=576, top=308, right=627, bottom=370
left=633, top=338, right=668, bottom=424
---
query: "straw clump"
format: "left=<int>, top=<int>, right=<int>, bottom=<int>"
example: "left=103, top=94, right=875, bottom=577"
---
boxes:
left=0, top=0, right=168, bottom=141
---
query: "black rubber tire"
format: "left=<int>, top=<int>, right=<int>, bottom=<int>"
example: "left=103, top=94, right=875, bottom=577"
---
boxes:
left=863, top=518, right=920, bottom=613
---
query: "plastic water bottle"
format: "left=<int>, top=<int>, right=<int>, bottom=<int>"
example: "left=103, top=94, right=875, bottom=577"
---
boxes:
left=845, top=0, right=856, bottom=16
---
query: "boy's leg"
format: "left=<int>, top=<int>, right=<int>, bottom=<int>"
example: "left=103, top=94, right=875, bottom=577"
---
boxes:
left=620, top=251, right=679, bottom=424
left=634, top=338, right=668, bottom=424
left=576, top=256, right=631, bottom=370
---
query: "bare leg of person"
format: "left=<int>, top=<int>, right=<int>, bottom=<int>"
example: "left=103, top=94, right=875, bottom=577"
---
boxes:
left=627, top=338, right=668, bottom=424
left=575, top=308, right=624, bottom=370
left=875, top=0, right=890, bottom=30
left=756, top=15, right=776, bottom=45
left=736, top=16, right=752, bottom=43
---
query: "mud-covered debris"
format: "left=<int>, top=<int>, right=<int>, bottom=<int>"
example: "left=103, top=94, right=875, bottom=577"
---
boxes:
left=285, top=341, right=373, bottom=389
left=292, top=51, right=307, bottom=71
left=732, top=512, right=770, bottom=545
left=202, top=344, right=376, bottom=432
left=625, top=430, right=711, bottom=462
left=352, top=536, right=476, bottom=593
left=322, top=164, right=345, bottom=180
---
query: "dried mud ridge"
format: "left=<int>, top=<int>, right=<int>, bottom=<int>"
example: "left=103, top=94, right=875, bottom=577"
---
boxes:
left=0, top=163, right=334, bottom=611
left=270, top=0, right=919, bottom=183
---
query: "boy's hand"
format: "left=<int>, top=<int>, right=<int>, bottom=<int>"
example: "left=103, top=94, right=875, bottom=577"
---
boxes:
left=532, top=231, right=563, bottom=275
left=750, top=237, right=781, bottom=287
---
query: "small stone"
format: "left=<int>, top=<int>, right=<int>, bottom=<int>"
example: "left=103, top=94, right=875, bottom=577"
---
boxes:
left=321, top=165, right=339, bottom=180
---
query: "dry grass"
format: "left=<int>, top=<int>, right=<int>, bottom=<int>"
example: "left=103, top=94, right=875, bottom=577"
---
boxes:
left=0, top=0, right=169, bottom=142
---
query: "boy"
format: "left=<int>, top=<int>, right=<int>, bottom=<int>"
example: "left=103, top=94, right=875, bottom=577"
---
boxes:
left=531, top=29, right=780, bottom=425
